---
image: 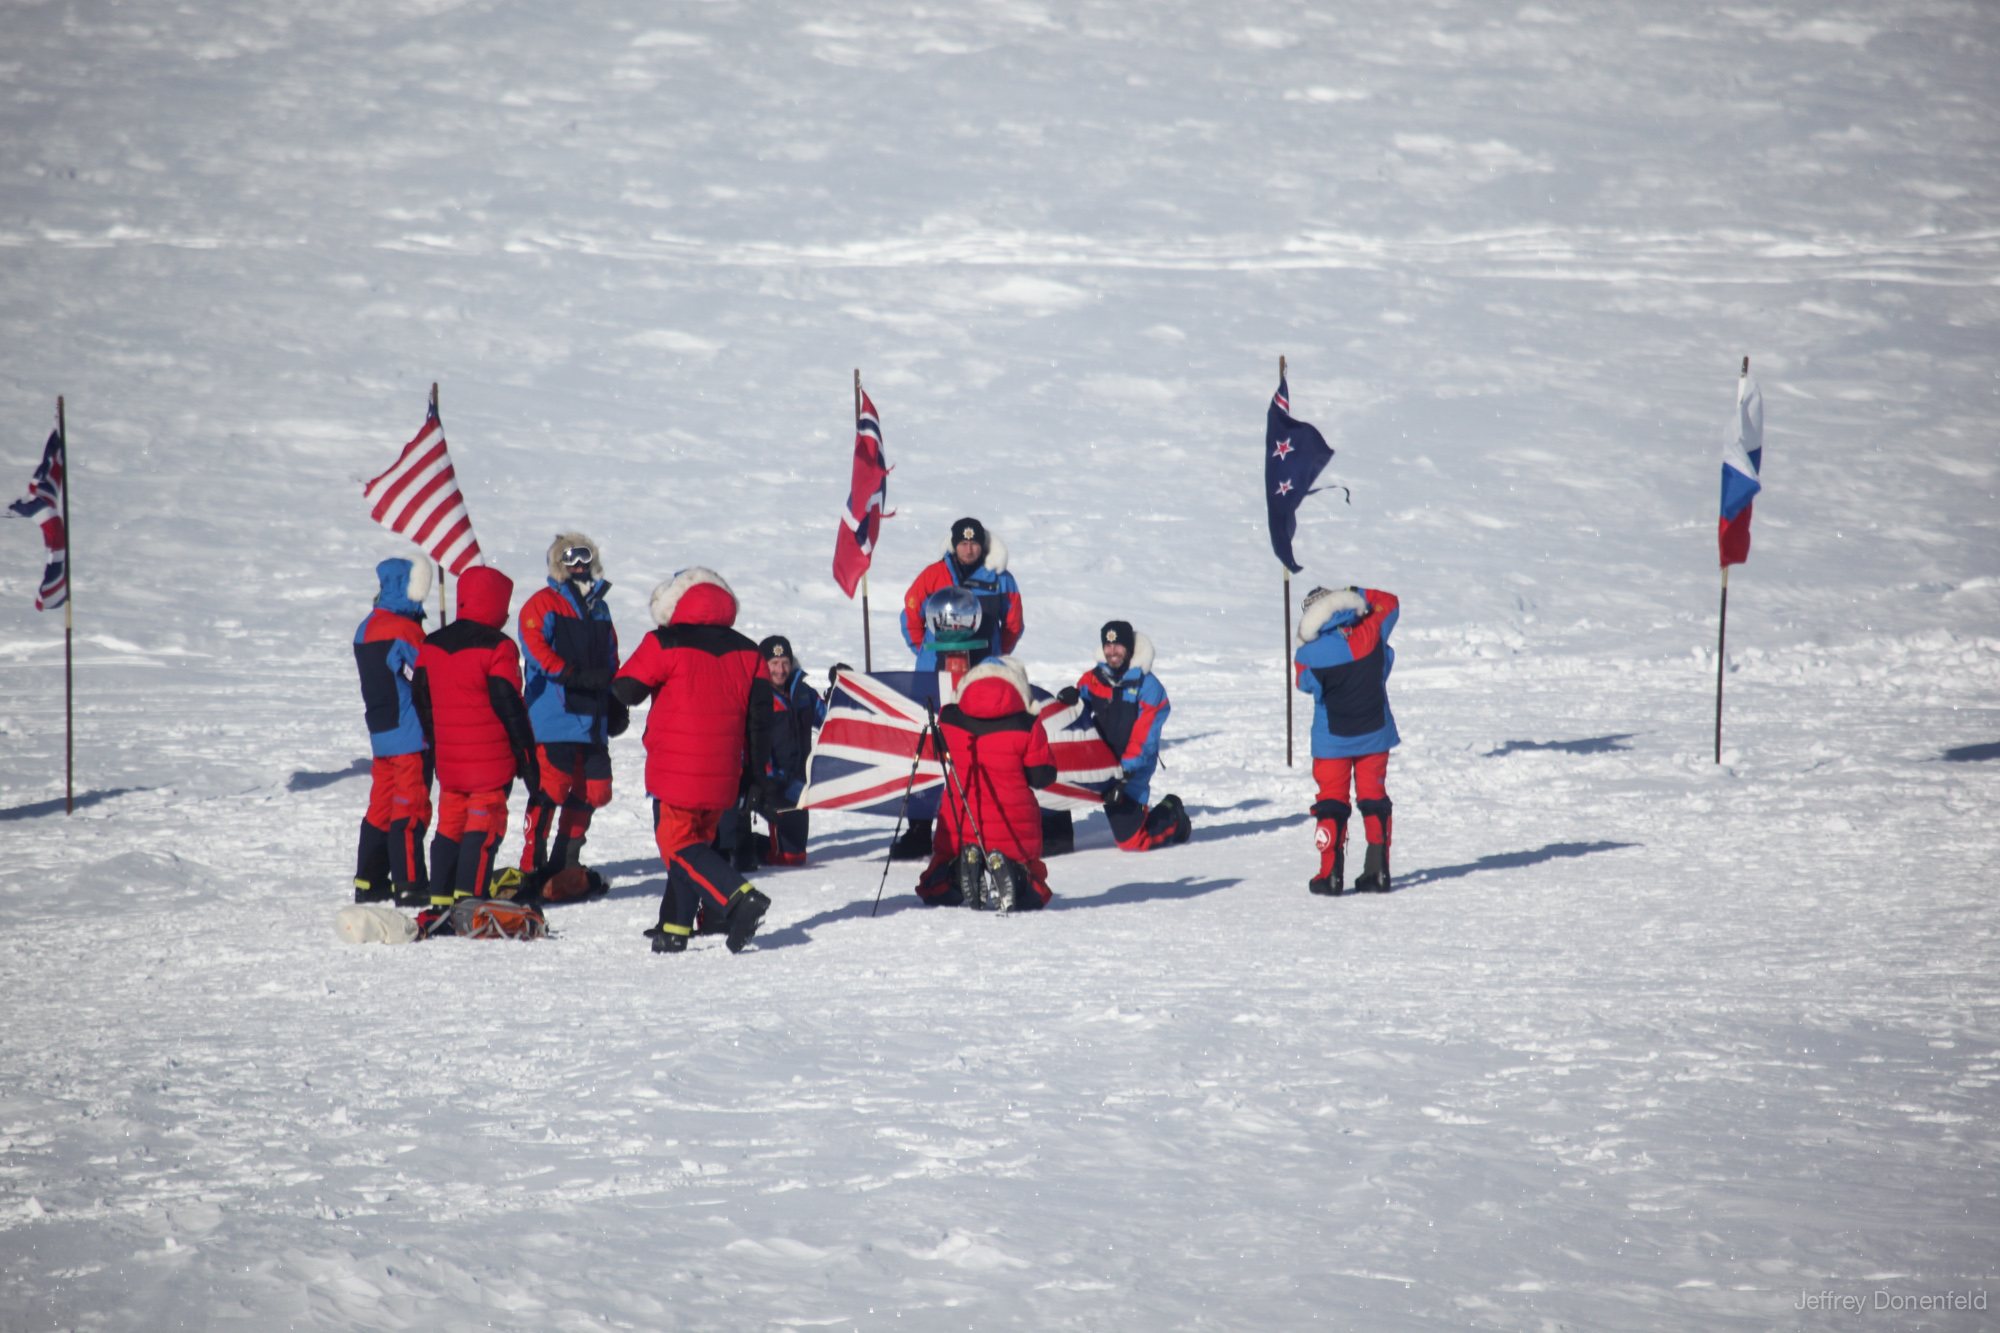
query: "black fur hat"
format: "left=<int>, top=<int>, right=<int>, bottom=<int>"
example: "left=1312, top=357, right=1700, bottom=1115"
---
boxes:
left=949, top=516, right=988, bottom=551
left=758, top=634, right=794, bottom=661
left=1099, top=620, right=1136, bottom=654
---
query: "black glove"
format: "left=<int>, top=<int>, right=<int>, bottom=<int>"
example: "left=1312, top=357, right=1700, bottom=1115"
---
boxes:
left=829, top=663, right=854, bottom=687
left=756, top=774, right=791, bottom=815
left=562, top=666, right=614, bottom=692
left=520, top=753, right=542, bottom=796
left=606, top=696, right=631, bottom=738
left=1057, top=686, right=1080, bottom=706
left=1101, top=775, right=1127, bottom=809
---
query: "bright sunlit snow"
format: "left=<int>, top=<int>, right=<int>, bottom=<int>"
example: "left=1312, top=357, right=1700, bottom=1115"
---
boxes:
left=3, top=1, right=1997, bottom=1328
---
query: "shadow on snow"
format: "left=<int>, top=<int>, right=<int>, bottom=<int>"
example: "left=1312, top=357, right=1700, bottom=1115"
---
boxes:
left=0, top=788, right=144, bottom=821
left=1395, top=840, right=1641, bottom=890
left=1940, top=741, right=2000, bottom=762
left=287, top=758, right=370, bottom=791
left=1484, top=734, right=1637, bottom=757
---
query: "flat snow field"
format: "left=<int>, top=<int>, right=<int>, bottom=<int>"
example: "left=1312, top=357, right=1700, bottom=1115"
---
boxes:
left=3, top=1, right=1997, bottom=1329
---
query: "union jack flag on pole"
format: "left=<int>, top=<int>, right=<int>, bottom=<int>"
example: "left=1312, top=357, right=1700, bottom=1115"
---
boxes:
left=798, top=668, right=1118, bottom=818
left=7, top=427, right=68, bottom=610
left=832, top=385, right=893, bottom=597
left=363, top=400, right=484, bottom=576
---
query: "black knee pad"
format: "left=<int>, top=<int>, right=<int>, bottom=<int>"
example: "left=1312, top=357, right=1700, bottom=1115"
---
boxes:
left=1311, top=798, right=1352, bottom=822
left=1356, top=797, right=1393, bottom=821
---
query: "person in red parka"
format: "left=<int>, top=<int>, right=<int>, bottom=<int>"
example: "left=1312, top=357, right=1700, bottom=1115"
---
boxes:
left=611, top=567, right=775, bottom=955
left=413, top=565, right=540, bottom=906
left=915, top=657, right=1058, bottom=911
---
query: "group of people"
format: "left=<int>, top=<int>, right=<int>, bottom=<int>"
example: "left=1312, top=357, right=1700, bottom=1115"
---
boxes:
left=348, top=515, right=1402, bottom=953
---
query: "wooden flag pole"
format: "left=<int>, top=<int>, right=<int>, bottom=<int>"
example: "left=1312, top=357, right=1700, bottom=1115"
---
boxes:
left=1280, top=355, right=1293, bottom=768
left=1714, top=356, right=1747, bottom=764
left=856, top=368, right=872, bottom=671
left=431, top=382, right=447, bottom=624
left=59, top=396, right=73, bottom=815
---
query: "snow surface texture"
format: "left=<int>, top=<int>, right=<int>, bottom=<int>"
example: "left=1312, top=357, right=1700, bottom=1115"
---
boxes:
left=3, top=1, right=1998, bottom=1328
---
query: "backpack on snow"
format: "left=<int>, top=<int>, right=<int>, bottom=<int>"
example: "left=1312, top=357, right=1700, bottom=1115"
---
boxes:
left=418, top=896, right=548, bottom=941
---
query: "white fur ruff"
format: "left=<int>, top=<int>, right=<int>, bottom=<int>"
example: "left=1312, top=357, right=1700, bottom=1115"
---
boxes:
left=957, top=656, right=1032, bottom=713
left=1095, top=629, right=1156, bottom=673
left=1297, top=588, right=1367, bottom=644
left=547, top=531, right=604, bottom=583
left=650, top=567, right=735, bottom=626
left=936, top=530, right=1009, bottom=574
left=403, top=555, right=433, bottom=605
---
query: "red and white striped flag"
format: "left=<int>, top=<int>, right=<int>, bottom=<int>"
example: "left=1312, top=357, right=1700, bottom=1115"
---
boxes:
left=363, top=401, right=483, bottom=575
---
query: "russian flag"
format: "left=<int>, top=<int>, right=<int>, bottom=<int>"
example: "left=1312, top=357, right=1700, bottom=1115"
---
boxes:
left=1718, top=371, right=1763, bottom=567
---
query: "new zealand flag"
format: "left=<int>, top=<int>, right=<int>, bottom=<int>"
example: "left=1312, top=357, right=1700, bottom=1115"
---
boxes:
left=1265, top=374, right=1337, bottom=573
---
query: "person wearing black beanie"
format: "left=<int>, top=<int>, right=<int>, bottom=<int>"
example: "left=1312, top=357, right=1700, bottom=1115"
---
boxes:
left=1060, top=620, right=1191, bottom=852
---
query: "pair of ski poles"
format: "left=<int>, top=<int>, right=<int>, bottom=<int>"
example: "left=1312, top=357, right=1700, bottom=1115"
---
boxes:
left=872, top=697, right=999, bottom=916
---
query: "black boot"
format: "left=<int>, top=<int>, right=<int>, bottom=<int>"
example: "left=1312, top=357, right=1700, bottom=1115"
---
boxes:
left=1353, top=843, right=1391, bottom=893
left=354, top=821, right=392, bottom=901
left=1040, top=808, right=1075, bottom=858
left=725, top=887, right=771, bottom=953
left=889, top=818, right=934, bottom=861
left=957, top=844, right=987, bottom=909
left=427, top=833, right=461, bottom=907
left=1159, top=794, right=1192, bottom=845
left=644, top=925, right=688, bottom=954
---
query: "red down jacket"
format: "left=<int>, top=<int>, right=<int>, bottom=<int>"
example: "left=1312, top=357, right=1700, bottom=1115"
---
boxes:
left=413, top=565, right=536, bottom=792
left=936, top=659, right=1055, bottom=863
left=612, top=568, right=772, bottom=810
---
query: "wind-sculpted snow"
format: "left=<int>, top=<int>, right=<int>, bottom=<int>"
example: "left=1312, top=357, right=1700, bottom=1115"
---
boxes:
left=2, top=0, right=1998, bottom=1328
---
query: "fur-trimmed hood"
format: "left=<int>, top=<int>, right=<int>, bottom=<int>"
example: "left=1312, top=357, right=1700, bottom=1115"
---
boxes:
left=954, top=656, right=1033, bottom=719
left=650, top=567, right=737, bottom=628
left=938, top=530, right=1009, bottom=574
left=1094, top=628, right=1156, bottom=674
left=374, top=555, right=433, bottom=617
left=546, top=532, right=604, bottom=584
left=1297, top=587, right=1368, bottom=644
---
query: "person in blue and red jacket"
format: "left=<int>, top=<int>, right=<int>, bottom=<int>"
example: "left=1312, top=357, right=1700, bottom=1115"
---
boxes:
left=715, top=634, right=823, bottom=868
left=612, top=568, right=774, bottom=955
left=413, top=565, right=540, bottom=906
left=1064, top=620, right=1191, bottom=852
left=916, top=658, right=1058, bottom=910
left=1293, top=585, right=1401, bottom=895
left=891, top=517, right=1025, bottom=861
left=351, top=556, right=433, bottom=906
left=515, top=532, right=627, bottom=893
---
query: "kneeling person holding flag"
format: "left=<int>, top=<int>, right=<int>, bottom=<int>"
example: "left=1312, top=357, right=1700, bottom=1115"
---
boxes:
left=1065, top=620, right=1190, bottom=851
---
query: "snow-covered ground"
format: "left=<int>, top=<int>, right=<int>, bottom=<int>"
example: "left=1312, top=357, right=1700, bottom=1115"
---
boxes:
left=3, top=1, right=1997, bottom=1328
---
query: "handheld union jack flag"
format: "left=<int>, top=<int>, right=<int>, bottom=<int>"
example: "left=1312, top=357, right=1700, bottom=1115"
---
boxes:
left=798, top=668, right=1118, bottom=818
left=7, top=428, right=68, bottom=610
left=832, top=387, right=893, bottom=597
left=1265, top=373, right=1337, bottom=573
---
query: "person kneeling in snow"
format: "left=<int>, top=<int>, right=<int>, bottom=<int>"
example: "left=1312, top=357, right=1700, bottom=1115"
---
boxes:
left=1063, top=620, right=1190, bottom=851
left=516, top=532, right=626, bottom=897
left=351, top=556, right=434, bottom=906
left=916, top=658, right=1057, bottom=911
left=611, top=569, right=774, bottom=954
left=715, top=634, right=823, bottom=869
left=412, top=566, right=540, bottom=905
left=1293, top=585, right=1401, bottom=895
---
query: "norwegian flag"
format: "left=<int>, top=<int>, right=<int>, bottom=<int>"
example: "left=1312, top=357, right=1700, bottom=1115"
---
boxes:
left=363, top=402, right=484, bottom=576
left=7, top=428, right=68, bottom=610
left=832, top=388, right=893, bottom=597
left=797, top=669, right=1118, bottom=818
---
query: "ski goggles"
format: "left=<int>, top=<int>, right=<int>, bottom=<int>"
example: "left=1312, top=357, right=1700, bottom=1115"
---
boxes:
left=560, top=546, right=593, bottom=569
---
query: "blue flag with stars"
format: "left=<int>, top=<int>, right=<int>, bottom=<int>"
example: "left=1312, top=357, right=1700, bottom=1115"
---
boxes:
left=1264, top=374, right=1336, bottom=573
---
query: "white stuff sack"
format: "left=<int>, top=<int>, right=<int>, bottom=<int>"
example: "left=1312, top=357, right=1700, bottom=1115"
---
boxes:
left=335, top=904, right=418, bottom=945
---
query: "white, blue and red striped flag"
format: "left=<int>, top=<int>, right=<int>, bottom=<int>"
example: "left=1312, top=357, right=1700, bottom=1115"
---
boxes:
left=798, top=668, right=1118, bottom=818
left=1719, top=372, right=1763, bottom=567
left=7, top=428, right=67, bottom=609
left=363, top=402, right=484, bottom=576
left=832, top=388, right=893, bottom=597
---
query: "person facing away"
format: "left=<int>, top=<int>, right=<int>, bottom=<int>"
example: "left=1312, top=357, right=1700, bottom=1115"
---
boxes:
left=412, top=564, right=540, bottom=906
left=1067, top=619, right=1190, bottom=851
left=611, top=568, right=774, bottom=955
left=352, top=555, right=433, bottom=907
left=516, top=532, right=627, bottom=896
left=891, top=516, right=1026, bottom=862
left=915, top=657, right=1057, bottom=911
left=1293, top=584, right=1401, bottom=895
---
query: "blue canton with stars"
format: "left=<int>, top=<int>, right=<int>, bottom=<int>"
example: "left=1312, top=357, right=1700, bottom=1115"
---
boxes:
left=1264, top=374, right=1336, bottom=573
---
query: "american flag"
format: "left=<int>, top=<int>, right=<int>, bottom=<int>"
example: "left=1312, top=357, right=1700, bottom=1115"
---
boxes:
left=6, top=428, right=67, bottom=610
left=798, top=668, right=1119, bottom=817
left=363, top=402, right=484, bottom=576
left=831, top=388, right=892, bottom=598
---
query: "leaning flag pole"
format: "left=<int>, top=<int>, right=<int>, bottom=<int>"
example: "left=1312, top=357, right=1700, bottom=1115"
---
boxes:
left=59, top=396, right=72, bottom=815
left=1715, top=356, right=1763, bottom=762
left=430, top=382, right=447, bottom=624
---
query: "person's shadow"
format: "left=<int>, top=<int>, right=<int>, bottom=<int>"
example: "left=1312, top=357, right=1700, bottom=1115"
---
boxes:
left=0, top=788, right=143, bottom=821
left=1484, top=734, right=1636, bottom=757
left=1391, top=840, right=1639, bottom=890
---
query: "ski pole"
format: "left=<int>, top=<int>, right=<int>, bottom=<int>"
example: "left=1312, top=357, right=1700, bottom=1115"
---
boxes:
left=872, top=712, right=936, bottom=917
left=926, top=698, right=994, bottom=872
